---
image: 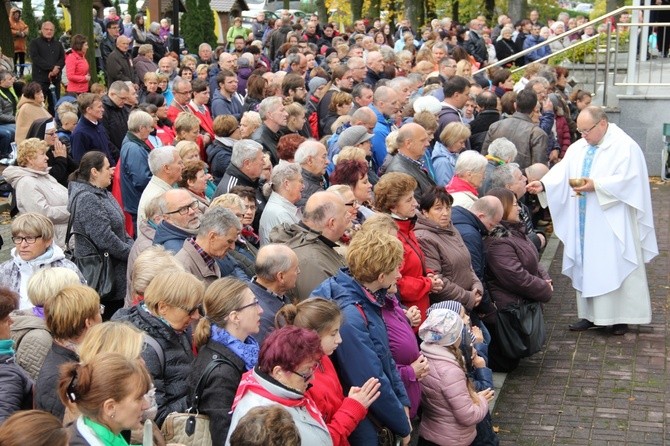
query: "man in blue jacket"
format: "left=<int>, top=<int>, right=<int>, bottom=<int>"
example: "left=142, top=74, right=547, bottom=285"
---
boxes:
left=369, top=86, right=400, bottom=171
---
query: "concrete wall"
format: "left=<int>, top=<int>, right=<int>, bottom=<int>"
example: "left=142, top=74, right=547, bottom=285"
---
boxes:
left=606, top=96, right=669, bottom=177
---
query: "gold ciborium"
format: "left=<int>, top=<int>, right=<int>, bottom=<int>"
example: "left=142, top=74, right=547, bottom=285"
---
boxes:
left=569, top=178, right=586, bottom=196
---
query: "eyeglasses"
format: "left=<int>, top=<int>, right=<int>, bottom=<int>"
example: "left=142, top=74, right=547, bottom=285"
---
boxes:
left=233, top=299, right=261, bottom=312
left=577, top=121, right=600, bottom=135
left=11, top=235, right=42, bottom=244
left=344, top=200, right=361, bottom=207
left=291, top=361, right=321, bottom=382
left=176, top=89, right=193, bottom=95
left=164, top=200, right=198, bottom=215
left=176, top=303, right=202, bottom=316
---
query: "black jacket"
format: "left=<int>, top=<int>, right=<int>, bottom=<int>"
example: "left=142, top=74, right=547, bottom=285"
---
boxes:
left=384, top=153, right=436, bottom=200
left=112, top=306, right=194, bottom=427
left=469, top=110, right=501, bottom=154
left=364, top=68, right=383, bottom=86
left=101, top=95, right=130, bottom=159
left=106, top=48, right=137, bottom=84
left=206, top=138, right=233, bottom=184
left=252, top=124, right=280, bottom=166
left=35, top=343, right=79, bottom=421
left=188, top=339, right=246, bottom=445
left=0, top=353, right=33, bottom=424
left=213, top=163, right=267, bottom=231
left=28, top=36, right=65, bottom=83
left=101, top=34, right=116, bottom=67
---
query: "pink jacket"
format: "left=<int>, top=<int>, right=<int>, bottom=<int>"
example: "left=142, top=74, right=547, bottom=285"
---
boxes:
left=419, top=342, right=489, bottom=446
left=65, top=51, right=89, bottom=93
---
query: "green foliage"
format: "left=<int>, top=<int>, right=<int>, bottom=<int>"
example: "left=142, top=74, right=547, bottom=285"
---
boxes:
left=181, top=0, right=201, bottom=51
left=42, top=0, right=63, bottom=36
left=114, top=0, right=121, bottom=14
left=22, top=0, right=40, bottom=42
left=198, top=0, right=218, bottom=48
left=128, top=0, right=138, bottom=19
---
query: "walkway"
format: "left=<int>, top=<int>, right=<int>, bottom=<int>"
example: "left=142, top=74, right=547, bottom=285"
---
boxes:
left=493, top=179, right=670, bottom=445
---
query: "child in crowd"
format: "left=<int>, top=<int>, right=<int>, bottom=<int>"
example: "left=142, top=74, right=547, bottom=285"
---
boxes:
left=56, top=111, right=78, bottom=153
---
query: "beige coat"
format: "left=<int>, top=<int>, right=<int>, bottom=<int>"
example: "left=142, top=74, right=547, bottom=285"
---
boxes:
left=15, top=96, right=51, bottom=144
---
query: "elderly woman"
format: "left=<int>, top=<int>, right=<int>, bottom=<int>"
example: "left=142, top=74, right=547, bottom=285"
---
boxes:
left=330, top=159, right=375, bottom=222
left=15, top=82, right=52, bottom=144
left=415, top=186, right=484, bottom=313
left=207, top=115, right=241, bottom=184
left=493, top=26, right=519, bottom=68
left=112, top=271, right=205, bottom=426
left=0, top=213, right=83, bottom=309
left=432, top=122, right=472, bottom=187
left=126, top=245, right=184, bottom=307
left=178, top=159, right=212, bottom=208
left=258, top=162, right=304, bottom=245
left=240, top=111, right=262, bottom=139
left=3, top=139, right=69, bottom=246
left=374, top=172, right=443, bottom=326
left=35, top=284, right=102, bottom=421
left=24, top=117, right=77, bottom=188
left=58, top=354, right=152, bottom=444
left=226, top=326, right=332, bottom=445
left=10, top=268, right=80, bottom=380
left=68, top=151, right=134, bottom=317
left=210, top=194, right=257, bottom=277
left=311, top=229, right=413, bottom=445
left=484, top=188, right=553, bottom=372
left=277, top=133, right=306, bottom=163
left=0, top=287, right=33, bottom=424
left=480, top=136, right=518, bottom=196
left=189, top=278, right=263, bottom=444
left=446, top=150, right=489, bottom=209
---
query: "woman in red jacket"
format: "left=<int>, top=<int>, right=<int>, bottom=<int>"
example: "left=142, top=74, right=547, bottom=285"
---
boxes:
left=65, top=35, right=90, bottom=95
left=374, top=172, right=444, bottom=326
left=275, top=298, right=381, bottom=446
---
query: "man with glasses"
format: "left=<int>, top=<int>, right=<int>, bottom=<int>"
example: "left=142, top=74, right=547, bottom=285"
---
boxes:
left=249, top=244, right=300, bottom=343
left=138, top=146, right=184, bottom=224
left=527, top=106, right=658, bottom=336
left=101, top=81, right=132, bottom=158
left=166, top=77, right=193, bottom=123
left=346, top=57, right=367, bottom=84
left=153, top=188, right=203, bottom=253
left=175, top=206, right=241, bottom=286
left=101, top=20, right=120, bottom=70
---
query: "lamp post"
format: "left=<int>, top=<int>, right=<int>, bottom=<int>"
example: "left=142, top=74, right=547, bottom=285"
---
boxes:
left=172, top=0, right=180, bottom=53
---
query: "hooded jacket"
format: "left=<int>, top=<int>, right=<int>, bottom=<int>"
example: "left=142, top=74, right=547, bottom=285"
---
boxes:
left=311, top=269, right=412, bottom=444
left=269, top=222, right=345, bottom=301
left=9, top=310, right=52, bottom=381
left=206, top=138, right=234, bottom=184
left=153, top=220, right=198, bottom=254
left=15, top=96, right=51, bottom=144
left=2, top=165, right=69, bottom=247
left=0, top=349, right=34, bottom=424
left=9, top=7, right=29, bottom=53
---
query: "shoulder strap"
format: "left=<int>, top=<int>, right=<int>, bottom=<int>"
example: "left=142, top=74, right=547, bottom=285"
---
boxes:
left=64, top=190, right=87, bottom=247
left=354, top=302, right=368, bottom=327
left=191, top=357, right=234, bottom=412
left=143, top=335, right=165, bottom=373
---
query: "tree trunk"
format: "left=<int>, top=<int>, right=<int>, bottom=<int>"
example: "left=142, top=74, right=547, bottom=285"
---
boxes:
left=352, top=0, right=363, bottom=21
left=316, top=0, right=328, bottom=26
left=369, top=0, right=381, bottom=22
left=484, top=0, right=495, bottom=22
left=284, top=0, right=290, bottom=10
left=1, top=0, right=14, bottom=59
left=70, top=0, right=96, bottom=84
left=452, top=0, right=459, bottom=23
left=508, top=0, right=526, bottom=23
left=404, top=0, right=421, bottom=30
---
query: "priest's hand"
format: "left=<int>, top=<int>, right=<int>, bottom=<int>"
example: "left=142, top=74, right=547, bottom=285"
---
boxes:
left=572, top=178, right=595, bottom=193
left=526, top=181, right=544, bottom=194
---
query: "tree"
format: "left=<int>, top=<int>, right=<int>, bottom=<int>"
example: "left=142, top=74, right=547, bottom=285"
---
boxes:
left=352, top=0, right=363, bottom=20
left=316, top=0, right=328, bottom=26
left=114, top=0, right=121, bottom=14
left=42, top=0, right=62, bottom=36
left=180, top=0, right=200, bottom=51
left=1, top=0, right=13, bottom=59
left=22, top=0, right=40, bottom=41
left=70, top=0, right=96, bottom=84
left=128, top=0, right=138, bottom=19
left=198, top=0, right=217, bottom=48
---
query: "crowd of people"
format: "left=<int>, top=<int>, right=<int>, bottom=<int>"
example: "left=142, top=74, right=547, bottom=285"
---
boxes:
left=0, top=5, right=658, bottom=446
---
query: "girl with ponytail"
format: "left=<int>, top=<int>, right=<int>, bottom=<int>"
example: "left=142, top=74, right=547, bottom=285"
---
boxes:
left=275, top=297, right=382, bottom=446
left=57, top=353, right=152, bottom=445
left=189, top=277, right=263, bottom=445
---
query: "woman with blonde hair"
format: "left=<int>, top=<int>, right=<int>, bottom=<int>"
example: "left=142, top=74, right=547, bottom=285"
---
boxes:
left=455, top=59, right=474, bottom=81
left=35, top=284, right=102, bottom=421
left=311, top=230, right=413, bottom=445
left=126, top=245, right=184, bottom=307
left=2, top=139, right=69, bottom=247
left=173, top=112, right=205, bottom=158
left=58, top=353, right=153, bottom=444
left=10, top=267, right=80, bottom=380
left=275, top=298, right=381, bottom=446
left=432, top=122, right=472, bottom=187
left=323, top=92, right=353, bottom=137
left=189, top=278, right=263, bottom=445
left=112, top=271, right=205, bottom=426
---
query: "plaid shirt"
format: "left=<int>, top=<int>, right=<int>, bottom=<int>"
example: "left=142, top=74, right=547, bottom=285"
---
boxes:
left=188, top=237, right=216, bottom=272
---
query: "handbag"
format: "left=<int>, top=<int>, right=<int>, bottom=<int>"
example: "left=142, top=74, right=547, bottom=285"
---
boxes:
left=64, top=192, right=115, bottom=300
left=369, top=413, right=402, bottom=446
left=161, top=357, right=231, bottom=446
left=493, top=299, right=546, bottom=359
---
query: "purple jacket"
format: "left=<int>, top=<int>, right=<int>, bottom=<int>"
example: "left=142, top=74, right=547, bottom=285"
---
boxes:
left=381, top=295, right=422, bottom=418
left=237, top=67, right=252, bottom=96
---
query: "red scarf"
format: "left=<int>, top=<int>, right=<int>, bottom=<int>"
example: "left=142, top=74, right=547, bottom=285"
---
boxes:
left=232, top=370, right=327, bottom=429
left=446, top=175, right=479, bottom=196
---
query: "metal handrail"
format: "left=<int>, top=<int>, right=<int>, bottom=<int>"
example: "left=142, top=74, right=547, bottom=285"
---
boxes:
left=474, top=4, right=670, bottom=76
left=508, top=34, right=600, bottom=73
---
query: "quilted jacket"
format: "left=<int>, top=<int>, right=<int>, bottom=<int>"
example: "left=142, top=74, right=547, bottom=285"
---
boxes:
left=9, top=310, right=52, bottom=380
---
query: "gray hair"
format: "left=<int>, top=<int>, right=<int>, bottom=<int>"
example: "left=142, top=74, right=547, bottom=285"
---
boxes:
left=258, top=96, right=283, bottom=121
left=294, top=140, right=323, bottom=165
left=303, top=200, right=337, bottom=228
left=231, top=139, right=263, bottom=169
left=327, top=184, right=353, bottom=199
left=454, top=150, right=488, bottom=175
left=526, top=77, right=550, bottom=91
left=286, top=53, right=302, bottom=68
left=269, top=161, right=301, bottom=193
left=198, top=206, right=242, bottom=237
left=487, top=137, right=518, bottom=162
left=148, top=145, right=177, bottom=174
left=199, top=43, right=212, bottom=51
left=388, top=77, right=410, bottom=92
left=255, top=244, right=295, bottom=281
left=489, top=163, right=519, bottom=190
left=127, top=110, right=154, bottom=132
left=108, top=80, right=130, bottom=95
left=149, top=22, right=161, bottom=34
